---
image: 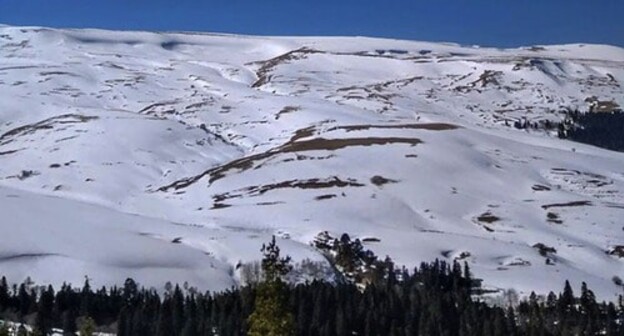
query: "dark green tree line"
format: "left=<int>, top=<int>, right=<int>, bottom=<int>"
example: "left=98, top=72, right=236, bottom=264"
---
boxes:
left=0, top=237, right=622, bottom=335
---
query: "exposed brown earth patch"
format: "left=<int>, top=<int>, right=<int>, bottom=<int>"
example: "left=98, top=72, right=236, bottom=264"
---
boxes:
left=250, top=47, right=322, bottom=88
left=585, top=96, right=621, bottom=113
left=477, top=211, right=500, bottom=224
left=0, top=114, right=98, bottom=145
left=213, top=176, right=364, bottom=203
left=533, top=243, right=557, bottom=257
left=605, top=203, right=624, bottom=209
left=532, top=184, right=551, bottom=191
left=608, top=246, right=624, bottom=258
left=546, top=212, right=563, bottom=224
left=256, top=201, right=284, bottom=206
left=315, top=194, right=337, bottom=201
left=211, top=203, right=232, bottom=210
left=289, top=126, right=316, bottom=142
left=0, top=253, right=62, bottom=262
left=138, top=100, right=181, bottom=115
left=157, top=119, right=457, bottom=192
left=0, top=149, right=19, bottom=155
left=337, top=76, right=424, bottom=93
left=475, top=211, right=500, bottom=232
left=285, top=136, right=422, bottom=152
left=454, top=70, right=502, bottom=92
left=158, top=136, right=422, bottom=191
left=541, top=201, right=592, bottom=209
left=327, top=123, right=459, bottom=132
left=370, top=175, right=399, bottom=186
left=275, top=105, right=301, bottom=120
left=39, top=71, right=79, bottom=77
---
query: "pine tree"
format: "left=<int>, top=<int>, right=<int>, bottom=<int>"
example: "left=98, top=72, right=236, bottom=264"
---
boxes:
left=35, top=285, right=55, bottom=335
left=560, top=280, right=574, bottom=310
left=16, top=325, right=28, bottom=336
left=181, top=296, right=199, bottom=336
left=117, top=307, right=130, bottom=336
left=132, top=307, right=153, bottom=336
left=18, top=283, right=32, bottom=318
left=247, top=236, right=295, bottom=336
left=156, top=298, right=174, bottom=336
left=61, top=309, right=77, bottom=336
left=78, top=316, right=95, bottom=336
left=79, top=278, right=93, bottom=319
left=580, top=281, right=596, bottom=312
left=0, top=277, right=8, bottom=311
left=172, top=285, right=185, bottom=335
left=0, top=323, right=9, bottom=336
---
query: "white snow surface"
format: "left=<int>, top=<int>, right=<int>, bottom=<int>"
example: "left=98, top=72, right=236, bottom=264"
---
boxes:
left=0, top=25, right=623, bottom=299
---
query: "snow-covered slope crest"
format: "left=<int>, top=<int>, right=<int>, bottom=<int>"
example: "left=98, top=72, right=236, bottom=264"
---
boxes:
left=1, top=25, right=623, bottom=299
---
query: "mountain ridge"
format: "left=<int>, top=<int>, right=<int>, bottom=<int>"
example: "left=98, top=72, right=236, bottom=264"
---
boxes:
left=1, top=25, right=623, bottom=300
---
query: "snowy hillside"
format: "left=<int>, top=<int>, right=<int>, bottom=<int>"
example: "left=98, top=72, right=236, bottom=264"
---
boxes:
left=1, top=25, right=623, bottom=299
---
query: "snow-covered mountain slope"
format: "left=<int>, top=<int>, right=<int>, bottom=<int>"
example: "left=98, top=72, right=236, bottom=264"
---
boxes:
left=1, top=25, right=623, bottom=299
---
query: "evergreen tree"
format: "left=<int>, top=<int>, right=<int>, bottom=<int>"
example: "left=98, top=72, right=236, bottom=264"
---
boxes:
left=78, top=316, right=95, bottom=336
left=34, top=285, right=55, bottom=335
left=181, top=296, right=199, bottom=336
left=18, top=283, right=32, bottom=318
left=0, top=277, right=8, bottom=311
left=0, top=323, right=9, bottom=336
left=79, top=278, right=93, bottom=319
left=156, top=298, right=174, bottom=336
left=16, top=325, right=28, bottom=336
left=116, top=306, right=130, bottom=336
left=171, top=285, right=185, bottom=335
left=0, top=245, right=622, bottom=336
left=560, top=280, right=575, bottom=310
left=248, top=236, right=295, bottom=336
left=61, top=309, right=77, bottom=336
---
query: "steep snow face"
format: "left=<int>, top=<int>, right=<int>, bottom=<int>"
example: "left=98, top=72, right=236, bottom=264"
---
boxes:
left=1, top=26, right=623, bottom=299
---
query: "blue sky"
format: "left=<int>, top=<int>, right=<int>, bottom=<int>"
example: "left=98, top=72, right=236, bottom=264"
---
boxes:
left=1, top=0, right=622, bottom=47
